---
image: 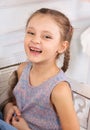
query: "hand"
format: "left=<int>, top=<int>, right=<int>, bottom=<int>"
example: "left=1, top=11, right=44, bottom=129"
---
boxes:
left=4, top=102, right=21, bottom=124
left=12, top=116, right=31, bottom=130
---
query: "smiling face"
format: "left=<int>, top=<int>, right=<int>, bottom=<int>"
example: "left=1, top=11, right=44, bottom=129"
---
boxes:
left=24, top=14, right=66, bottom=64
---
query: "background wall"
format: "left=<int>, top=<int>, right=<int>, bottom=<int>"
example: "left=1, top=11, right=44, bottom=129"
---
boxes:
left=0, top=0, right=90, bottom=85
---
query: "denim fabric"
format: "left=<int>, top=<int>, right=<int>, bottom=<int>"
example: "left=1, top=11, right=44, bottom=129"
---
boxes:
left=0, top=119, right=17, bottom=130
left=0, top=112, right=3, bottom=120
left=0, top=111, right=17, bottom=130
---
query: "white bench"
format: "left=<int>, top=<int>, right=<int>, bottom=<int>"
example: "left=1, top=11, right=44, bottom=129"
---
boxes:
left=68, top=78, right=90, bottom=130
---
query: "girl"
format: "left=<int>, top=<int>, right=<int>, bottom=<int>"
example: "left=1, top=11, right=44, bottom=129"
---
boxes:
left=3, top=8, right=80, bottom=130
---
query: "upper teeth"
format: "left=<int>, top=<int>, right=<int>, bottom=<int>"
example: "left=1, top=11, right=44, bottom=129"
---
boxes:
left=30, top=47, right=42, bottom=52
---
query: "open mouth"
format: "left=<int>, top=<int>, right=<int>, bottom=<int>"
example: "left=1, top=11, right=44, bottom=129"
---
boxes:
left=29, top=47, right=42, bottom=53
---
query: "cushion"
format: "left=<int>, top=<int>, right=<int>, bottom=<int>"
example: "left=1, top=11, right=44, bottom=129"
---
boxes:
left=68, top=77, right=90, bottom=130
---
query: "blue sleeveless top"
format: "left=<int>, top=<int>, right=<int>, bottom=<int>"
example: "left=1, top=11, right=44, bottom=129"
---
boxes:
left=13, top=62, right=70, bottom=130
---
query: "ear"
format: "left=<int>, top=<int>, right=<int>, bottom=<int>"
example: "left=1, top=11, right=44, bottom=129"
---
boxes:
left=58, top=41, right=69, bottom=54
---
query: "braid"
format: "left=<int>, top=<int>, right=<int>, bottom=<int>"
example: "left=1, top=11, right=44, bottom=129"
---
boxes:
left=61, top=47, right=70, bottom=72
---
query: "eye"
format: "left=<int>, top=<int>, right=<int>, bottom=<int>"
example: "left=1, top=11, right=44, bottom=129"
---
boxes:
left=44, top=35, right=52, bottom=39
left=27, top=31, right=35, bottom=35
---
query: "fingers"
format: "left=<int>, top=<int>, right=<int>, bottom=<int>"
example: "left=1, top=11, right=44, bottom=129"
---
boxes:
left=4, top=103, right=14, bottom=123
left=12, top=116, right=19, bottom=122
left=11, top=116, right=17, bottom=126
left=14, top=106, right=21, bottom=116
left=11, top=116, right=21, bottom=127
left=4, top=109, right=13, bottom=123
left=4, top=105, right=21, bottom=124
left=12, top=116, right=30, bottom=130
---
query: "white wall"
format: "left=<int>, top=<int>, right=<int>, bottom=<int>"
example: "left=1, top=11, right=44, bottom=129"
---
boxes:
left=66, top=19, right=90, bottom=84
left=0, top=0, right=90, bottom=85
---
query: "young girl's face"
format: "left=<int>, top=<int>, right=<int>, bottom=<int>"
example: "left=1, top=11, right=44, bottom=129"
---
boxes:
left=24, top=14, right=63, bottom=64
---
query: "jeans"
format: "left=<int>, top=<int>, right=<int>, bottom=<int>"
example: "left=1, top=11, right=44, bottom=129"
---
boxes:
left=0, top=112, right=17, bottom=130
left=0, top=112, right=3, bottom=120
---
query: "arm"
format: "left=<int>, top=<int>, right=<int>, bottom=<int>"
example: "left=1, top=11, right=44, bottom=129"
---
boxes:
left=3, top=62, right=28, bottom=123
left=51, top=81, right=80, bottom=130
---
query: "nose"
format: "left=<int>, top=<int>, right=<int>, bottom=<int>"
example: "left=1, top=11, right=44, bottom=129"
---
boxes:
left=31, top=36, right=41, bottom=44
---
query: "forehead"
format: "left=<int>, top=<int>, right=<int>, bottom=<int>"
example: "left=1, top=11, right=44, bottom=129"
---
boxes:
left=27, top=14, right=60, bottom=33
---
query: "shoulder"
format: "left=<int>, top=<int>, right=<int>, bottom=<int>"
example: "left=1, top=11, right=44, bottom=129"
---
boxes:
left=51, top=82, right=80, bottom=130
left=51, top=81, right=72, bottom=106
left=17, top=62, right=28, bottom=79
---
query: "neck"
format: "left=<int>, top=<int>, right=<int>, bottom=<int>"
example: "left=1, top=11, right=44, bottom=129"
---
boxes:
left=31, top=62, right=59, bottom=75
left=29, top=62, right=60, bottom=86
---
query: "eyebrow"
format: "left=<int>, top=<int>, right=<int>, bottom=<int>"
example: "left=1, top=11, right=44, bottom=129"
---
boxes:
left=27, top=26, right=53, bottom=35
left=27, top=27, right=34, bottom=30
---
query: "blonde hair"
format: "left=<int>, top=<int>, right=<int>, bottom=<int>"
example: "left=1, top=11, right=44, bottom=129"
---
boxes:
left=26, top=8, right=73, bottom=72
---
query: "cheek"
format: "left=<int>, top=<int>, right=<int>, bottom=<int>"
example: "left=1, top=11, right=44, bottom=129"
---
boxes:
left=24, top=37, right=29, bottom=44
left=24, top=36, right=30, bottom=48
left=44, top=44, right=58, bottom=56
left=24, top=34, right=31, bottom=43
left=50, top=42, right=60, bottom=52
left=24, top=39, right=29, bottom=54
left=24, top=39, right=27, bottom=49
